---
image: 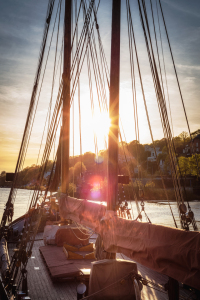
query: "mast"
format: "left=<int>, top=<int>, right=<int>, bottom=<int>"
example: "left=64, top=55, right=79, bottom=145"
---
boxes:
left=107, top=0, right=121, bottom=211
left=61, top=0, right=72, bottom=193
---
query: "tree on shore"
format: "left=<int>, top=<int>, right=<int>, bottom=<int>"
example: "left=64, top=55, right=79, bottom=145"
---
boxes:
left=69, top=161, right=86, bottom=184
left=178, top=156, right=190, bottom=178
left=189, top=154, right=200, bottom=179
left=2, top=130, right=199, bottom=188
left=179, top=131, right=189, bottom=147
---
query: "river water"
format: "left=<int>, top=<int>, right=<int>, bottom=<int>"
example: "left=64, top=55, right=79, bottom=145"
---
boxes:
left=0, top=188, right=200, bottom=229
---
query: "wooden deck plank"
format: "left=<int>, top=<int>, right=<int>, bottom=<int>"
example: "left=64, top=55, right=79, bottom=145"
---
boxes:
left=8, top=235, right=77, bottom=300
left=7, top=233, right=194, bottom=299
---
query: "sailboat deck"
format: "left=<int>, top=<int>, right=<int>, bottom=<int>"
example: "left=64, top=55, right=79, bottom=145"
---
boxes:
left=7, top=232, right=194, bottom=300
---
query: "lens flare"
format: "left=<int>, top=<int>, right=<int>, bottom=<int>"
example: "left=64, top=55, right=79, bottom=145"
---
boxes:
left=92, top=111, right=110, bottom=137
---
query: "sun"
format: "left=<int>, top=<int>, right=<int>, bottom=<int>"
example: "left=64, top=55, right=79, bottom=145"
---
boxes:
left=92, top=111, right=110, bottom=137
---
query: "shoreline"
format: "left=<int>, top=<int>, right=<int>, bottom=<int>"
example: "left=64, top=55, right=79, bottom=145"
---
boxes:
left=1, top=186, right=200, bottom=203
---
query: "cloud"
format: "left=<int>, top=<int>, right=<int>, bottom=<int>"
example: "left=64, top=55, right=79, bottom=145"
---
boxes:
left=177, top=64, right=200, bottom=71
left=162, top=0, right=200, bottom=19
left=0, top=0, right=200, bottom=172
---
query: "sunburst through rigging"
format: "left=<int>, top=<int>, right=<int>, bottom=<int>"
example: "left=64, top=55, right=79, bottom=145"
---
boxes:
left=92, top=111, right=111, bottom=138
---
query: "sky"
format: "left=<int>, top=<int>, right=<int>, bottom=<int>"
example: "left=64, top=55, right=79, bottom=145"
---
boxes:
left=0, top=0, right=200, bottom=172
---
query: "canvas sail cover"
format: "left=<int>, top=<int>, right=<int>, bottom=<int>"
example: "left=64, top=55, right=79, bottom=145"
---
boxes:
left=101, top=217, right=200, bottom=290
left=59, top=196, right=106, bottom=231
left=88, top=259, right=138, bottom=300
left=59, top=195, right=200, bottom=289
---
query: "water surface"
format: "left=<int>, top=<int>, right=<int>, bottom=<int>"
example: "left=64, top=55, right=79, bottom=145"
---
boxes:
left=0, top=188, right=199, bottom=229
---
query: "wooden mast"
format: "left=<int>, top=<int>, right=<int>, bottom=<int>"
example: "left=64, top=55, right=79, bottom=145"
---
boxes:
left=107, top=0, right=121, bottom=211
left=61, top=0, right=72, bottom=194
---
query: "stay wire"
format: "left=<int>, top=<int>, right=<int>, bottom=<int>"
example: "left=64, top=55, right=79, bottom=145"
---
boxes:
left=35, top=1, right=63, bottom=168
left=86, top=39, right=99, bottom=157
left=119, top=130, right=140, bottom=216
left=90, top=1, right=110, bottom=123
left=18, top=0, right=63, bottom=212
left=71, top=0, right=83, bottom=52
left=21, top=0, right=62, bottom=204
left=158, top=0, right=199, bottom=229
left=70, top=0, right=95, bottom=85
left=127, top=0, right=140, bottom=178
left=83, top=0, right=108, bottom=115
left=139, top=0, right=197, bottom=229
left=139, top=0, right=182, bottom=204
left=28, top=80, right=63, bottom=210
left=1, top=0, right=56, bottom=231
left=149, top=0, right=178, bottom=225
left=91, top=27, right=108, bottom=112
left=33, top=0, right=93, bottom=200
left=20, top=101, right=63, bottom=261
left=126, top=0, right=177, bottom=227
left=158, top=0, right=200, bottom=177
left=82, top=0, right=108, bottom=157
left=72, top=0, right=75, bottom=194
left=8, top=1, right=65, bottom=284
left=155, top=0, right=174, bottom=138
left=76, top=0, right=83, bottom=176
left=93, top=3, right=110, bottom=87
left=70, top=0, right=97, bottom=105
left=154, top=0, right=195, bottom=225
left=138, top=0, right=182, bottom=226
left=48, top=0, right=62, bottom=133
left=118, top=117, right=141, bottom=217
left=82, top=0, right=103, bottom=112
left=91, top=3, right=109, bottom=112
left=149, top=0, right=167, bottom=112
left=69, top=0, right=101, bottom=112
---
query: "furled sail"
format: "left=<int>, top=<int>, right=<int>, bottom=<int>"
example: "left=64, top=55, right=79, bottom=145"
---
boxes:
left=59, top=195, right=200, bottom=290
left=101, top=216, right=200, bottom=290
left=59, top=195, right=106, bottom=231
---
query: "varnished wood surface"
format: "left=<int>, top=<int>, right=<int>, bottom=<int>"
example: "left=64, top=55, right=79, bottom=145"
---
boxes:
left=7, top=233, right=193, bottom=300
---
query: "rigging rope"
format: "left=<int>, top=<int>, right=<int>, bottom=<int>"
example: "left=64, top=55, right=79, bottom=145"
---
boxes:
left=82, top=0, right=109, bottom=161
left=139, top=0, right=184, bottom=227
left=76, top=0, right=83, bottom=177
left=81, top=267, right=167, bottom=299
left=48, top=0, right=62, bottom=132
left=7, top=1, right=99, bottom=290
left=138, top=0, right=197, bottom=230
left=93, top=3, right=110, bottom=89
left=4, top=0, right=61, bottom=220
left=126, top=0, right=178, bottom=228
left=82, top=0, right=105, bottom=112
left=35, top=2, right=63, bottom=168
left=155, top=0, right=174, bottom=137
left=83, top=1, right=100, bottom=159
left=126, top=0, right=147, bottom=218
left=119, top=130, right=140, bottom=216
left=6, top=0, right=200, bottom=293
left=0, top=0, right=56, bottom=237
left=158, top=0, right=200, bottom=177
left=158, top=0, right=198, bottom=230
